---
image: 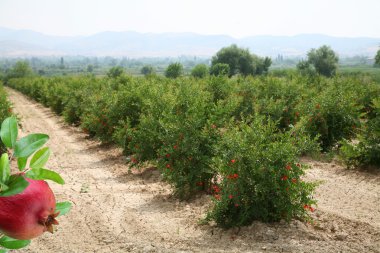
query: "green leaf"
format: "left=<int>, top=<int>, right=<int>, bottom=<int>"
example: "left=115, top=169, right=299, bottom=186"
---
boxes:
left=0, top=249, right=8, bottom=253
left=0, top=154, right=10, bottom=183
left=0, top=175, right=29, bottom=197
left=30, top=147, right=50, bottom=169
left=14, top=134, right=49, bottom=158
left=17, top=157, right=28, bottom=171
left=56, top=201, right=72, bottom=216
left=0, top=182, right=9, bottom=192
left=0, top=117, right=18, bottom=149
left=0, top=236, right=30, bottom=249
left=26, top=168, right=64, bottom=185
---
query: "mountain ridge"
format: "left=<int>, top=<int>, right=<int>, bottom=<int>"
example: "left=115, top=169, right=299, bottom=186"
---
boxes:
left=0, top=27, right=379, bottom=58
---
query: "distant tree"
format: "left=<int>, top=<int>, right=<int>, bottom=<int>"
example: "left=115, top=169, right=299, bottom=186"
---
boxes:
left=4, top=61, right=33, bottom=82
left=141, top=65, right=155, bottom=76
left=375, top=49, right=380, bottom=67
left=38, top=69, right=46, bottom=76
left=254, top=56, right=272, bottom=75
left=191, top=64, right=209, bottom=78
left=107, top=66, right=124, bottom=78
left=211, top=44, right=251, bottom=76
left=306, top=45, right=339, bottom=77
left=87, top=65, right=94, bottom=73
left=209, top=63, right=230, bottom=76
left=165, top=63, right=183, bottom=78
left=211, top=44, right=271, bottom=77
left=59, top=57, right=65, bottom=69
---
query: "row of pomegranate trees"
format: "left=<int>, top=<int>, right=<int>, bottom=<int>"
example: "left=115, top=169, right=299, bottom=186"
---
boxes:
left=0, top=116, right=71, bottom=252
left=7, top=73, right=380, bottom=229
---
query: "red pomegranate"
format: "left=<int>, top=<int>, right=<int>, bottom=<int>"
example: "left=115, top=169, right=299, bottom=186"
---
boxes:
left=0, top=177, right=59, bottom=240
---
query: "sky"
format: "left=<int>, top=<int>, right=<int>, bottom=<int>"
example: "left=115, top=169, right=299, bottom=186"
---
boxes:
left=0, top=0, right=380, bottom=38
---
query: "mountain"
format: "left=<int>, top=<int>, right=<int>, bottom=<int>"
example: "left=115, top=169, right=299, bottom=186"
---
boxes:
left=0, top=27, right=379, bottom=57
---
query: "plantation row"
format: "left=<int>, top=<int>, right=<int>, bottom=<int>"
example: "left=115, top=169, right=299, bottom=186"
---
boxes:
left=6, top=73, right=380, bottom=227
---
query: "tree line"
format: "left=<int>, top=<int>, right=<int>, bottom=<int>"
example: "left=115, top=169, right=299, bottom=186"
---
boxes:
left=2, top=45, right=379, bottom=81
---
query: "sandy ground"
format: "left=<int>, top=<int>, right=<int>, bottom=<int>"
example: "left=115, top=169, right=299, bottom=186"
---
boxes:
left=6, top=87, right=380, bottom=253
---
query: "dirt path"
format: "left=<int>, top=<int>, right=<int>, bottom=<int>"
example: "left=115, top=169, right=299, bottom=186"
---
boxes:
left=6, top=87, right=380, bottom=253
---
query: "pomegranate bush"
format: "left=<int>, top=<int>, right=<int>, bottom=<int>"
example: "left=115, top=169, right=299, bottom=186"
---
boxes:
left=340, top=98, right=380, bottom=168
left=303, top=77, right=378, bottom=151
left=154, top=83, right=218, bottom=199
left=206, top=117, right=316, bottom=228
left=0, top=117, right=71, bottom=251
left=125, top=80, right=220, bottom=198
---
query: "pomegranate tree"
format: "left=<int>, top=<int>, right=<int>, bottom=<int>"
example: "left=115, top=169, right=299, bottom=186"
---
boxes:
left=0, top=117, right=70, bottom=251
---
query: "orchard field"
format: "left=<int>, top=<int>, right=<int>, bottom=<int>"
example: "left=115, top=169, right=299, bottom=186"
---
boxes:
left=0, top=68, right=379, bottom=251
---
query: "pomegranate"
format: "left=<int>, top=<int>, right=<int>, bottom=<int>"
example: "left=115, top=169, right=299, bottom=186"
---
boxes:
left=0, top=177, right=59, bottom=240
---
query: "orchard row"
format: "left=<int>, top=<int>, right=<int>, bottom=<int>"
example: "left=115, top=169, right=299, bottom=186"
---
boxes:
left=6, top=73, right=380, bottom=227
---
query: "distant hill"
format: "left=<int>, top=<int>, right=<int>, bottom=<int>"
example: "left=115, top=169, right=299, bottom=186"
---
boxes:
left=0, top=27, right=379, bottom=58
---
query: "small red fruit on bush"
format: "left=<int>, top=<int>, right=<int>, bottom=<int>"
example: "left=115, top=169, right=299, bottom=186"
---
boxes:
left=281, top=175, right=288, bottom=181
left=0, top=177, right=58, bottom=240
left=227, top=173, right=239, bottom=179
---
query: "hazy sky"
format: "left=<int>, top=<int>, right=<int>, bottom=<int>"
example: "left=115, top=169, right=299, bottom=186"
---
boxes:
left=0, top=0, right=379, bottom=38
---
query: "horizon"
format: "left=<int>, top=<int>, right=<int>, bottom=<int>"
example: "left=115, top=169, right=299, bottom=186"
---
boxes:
left=1, top=0, right=380, bottom=38
left=2, top=26, right=380, bottom=40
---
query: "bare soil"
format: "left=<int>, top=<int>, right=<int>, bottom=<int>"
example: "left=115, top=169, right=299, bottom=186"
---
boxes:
left=6, top=87, right=380, bottom=253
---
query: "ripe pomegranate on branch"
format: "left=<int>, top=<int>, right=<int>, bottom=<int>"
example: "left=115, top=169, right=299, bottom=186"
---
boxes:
left=0, top=117, right=71, bottom=251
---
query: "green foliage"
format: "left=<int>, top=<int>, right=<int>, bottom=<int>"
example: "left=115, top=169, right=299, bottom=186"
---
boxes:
left=140, top=65, right=155, bottom=76
left=253, top=55, right=272, bottom=75
left=154, top=84, right=218, bottom=199
left=26, top=168, right=65, bottom=185
left=87, top=64, right=94, bottom=73
left=0, top=236, right=30, bottom=250
left=209, top=63, right=230, bottom=76
left=107, top=66, right=125, bottom=78
left=340, top=98, right=380, bottom=167
left=306, top=45, right=339, bottom=77
left=30, top=147, right=50, bottom=169
left=191, top=64, right=209, bottom=78
left=14, top=134, right=49, bottom=158
left=0, top=116, right=17, bottom=149
left=0, top=85, right=13, bottom=154
left=296, top=79, right=361, bottom=150
left=8, top=74, right=379, bottom=157
left=211, top=44, right=271, bottom=77
left=296, top=60, right=316, bottom=76
left=206, top=117, right=316, bottom=228
left=211, top=44, right=253, bottom=76
left=165, top=63, right=184, bottom=78
left=375, top=49, right=380, bottom=67
left=55, top=202, right=72, bottom=217
left=3, top=61, right=33, bottom=83
left=81, top=79, right=143, bottom=142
